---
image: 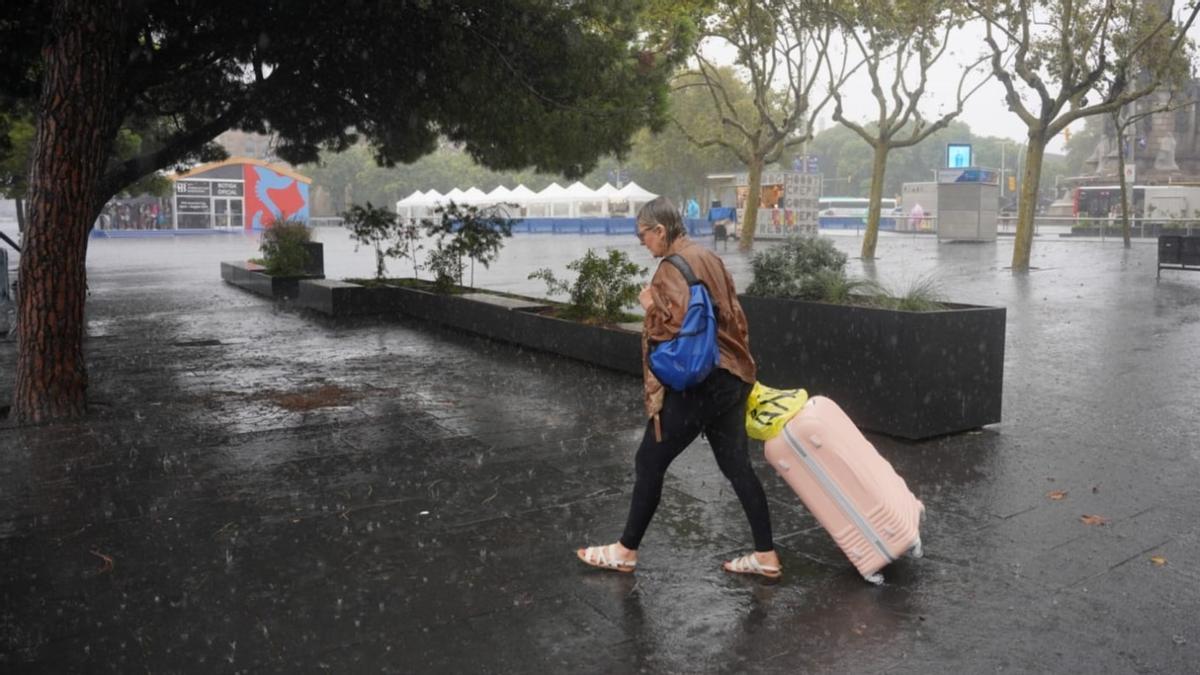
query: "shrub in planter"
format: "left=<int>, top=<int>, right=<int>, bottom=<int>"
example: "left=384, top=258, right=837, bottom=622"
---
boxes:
left=426, top=241, right=467, bottom=293
left=422, top=201, right=514, bottom=288
left=258, top=218, right=313, bottom=276
left=746, top=235, right=850, bottom=300
left=746, top=235, right=946, bottom=309
left=529, top=248, right=646, bottom=324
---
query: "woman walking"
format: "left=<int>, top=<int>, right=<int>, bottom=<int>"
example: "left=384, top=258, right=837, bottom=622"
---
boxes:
left=576, top=197, right=781, bottom=579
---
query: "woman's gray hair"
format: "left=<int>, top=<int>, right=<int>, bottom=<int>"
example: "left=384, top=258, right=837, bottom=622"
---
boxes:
left=636, top=197, right=687, bottom=244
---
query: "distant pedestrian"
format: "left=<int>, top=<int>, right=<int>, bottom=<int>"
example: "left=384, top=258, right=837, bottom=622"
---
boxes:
left=576, top=197, right=781, bottom=579
left=909, top=203, right=926, bottom=231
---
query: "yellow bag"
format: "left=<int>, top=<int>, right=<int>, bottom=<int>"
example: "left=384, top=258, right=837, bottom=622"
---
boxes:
left=744, top=381, right=809, bottom=441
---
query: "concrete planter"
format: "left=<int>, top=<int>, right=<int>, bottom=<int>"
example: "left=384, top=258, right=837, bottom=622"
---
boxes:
left=295, top=279, right=642, bottom=374
left=221, top=242, right=326, bottom=300
left=220, top=260, right=324, bottom=300
left=739, top=294, right=1006, bottom=439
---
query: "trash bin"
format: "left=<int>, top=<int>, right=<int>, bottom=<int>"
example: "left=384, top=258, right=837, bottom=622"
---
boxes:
left=1181, top=236, right=1200, bottom=266
left=1159, top=235, right=1182, bottom=265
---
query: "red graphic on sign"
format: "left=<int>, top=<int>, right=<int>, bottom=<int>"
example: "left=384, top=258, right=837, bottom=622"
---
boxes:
left=268, top=182, right=305, bottom=222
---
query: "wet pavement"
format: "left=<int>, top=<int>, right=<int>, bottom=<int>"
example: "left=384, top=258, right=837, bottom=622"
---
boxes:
left=2, top=224, right=1200, bottom=672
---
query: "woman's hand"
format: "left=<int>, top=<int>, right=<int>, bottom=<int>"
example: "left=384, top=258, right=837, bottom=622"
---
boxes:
left=638, top=285, right=654, bottom=311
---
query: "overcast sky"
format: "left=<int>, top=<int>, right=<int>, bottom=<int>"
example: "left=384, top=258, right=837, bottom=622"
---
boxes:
left=701, top=9, right=1200, bottom=158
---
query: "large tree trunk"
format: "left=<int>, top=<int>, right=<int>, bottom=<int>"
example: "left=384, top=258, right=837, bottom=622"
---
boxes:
left=1010, top=135, right=1046, bottom=272
left=738, top=156, right=764, bottom=251
left=1115, top=128, right=1132, bottom=248
left=861, top=142, right=889, bottom=260
left=11, top=1, right=127, bottom=424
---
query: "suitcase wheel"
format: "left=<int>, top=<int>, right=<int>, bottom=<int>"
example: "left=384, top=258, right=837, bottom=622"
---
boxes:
left=910, top=537, right=924, bottom=559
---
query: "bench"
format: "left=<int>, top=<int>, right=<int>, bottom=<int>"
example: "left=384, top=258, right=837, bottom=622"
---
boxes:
left=1157, top=235, right=1200, bottom=279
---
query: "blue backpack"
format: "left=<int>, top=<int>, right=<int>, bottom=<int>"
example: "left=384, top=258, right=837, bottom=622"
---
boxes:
left=649, top=254, right=720, bottom=391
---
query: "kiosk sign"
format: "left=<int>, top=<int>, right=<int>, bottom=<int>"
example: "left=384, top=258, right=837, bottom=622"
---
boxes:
left=175, top=180, right=211, bottom=196
left=176, top=198, right=210, bottom=213
left=946, top=143, right=972, bottom=168
left=214, top=182, right=243, bottom=197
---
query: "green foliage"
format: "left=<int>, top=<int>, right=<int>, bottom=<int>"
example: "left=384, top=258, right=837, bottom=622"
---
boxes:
left=746, top=236, right=848, bottom=299
left=529, top=249, right=646, bottom=324
left=258, top=218, right=312, bottom=277
left=0, top=113, right=34, bottom=199
left=811, top=270, right=884, bottom=306
left=1, top=1, right=692, bottom=204
left=342, top=202, right=400, bottom=280
left=799, top=120, right=1067, bottom=201
left=422, top=202, right=514, bottom=288
left=391, top=221, right=424, bottom=279
left=746, top=237, right=945, bottom=310
left=425, top=242, right=465, bottom=294
left=883, top=275, right=945, bottom=312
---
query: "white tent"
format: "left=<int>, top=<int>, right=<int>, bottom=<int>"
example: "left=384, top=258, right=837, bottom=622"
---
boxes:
left=486, top=185, right=513, bottom=201
left=414, top=189, right=445, bottom=219
left=396, top=190, right=425, bottom=221
left=566, top=181, right=607, bottom=217
left=616, top=181, right=657, bottom=201
left=527, top=182, right=572, bottom=217
left=462, top=187, right=488, bottom=205
left=510, top=184, right=536, bottom=199
left=594, top=182, right=619, bottom=197
left=507, top=185, right=536, bottom=217
left=610, top=181, right=658, bottom=217
left=481, top=185, right=522, bottom=217
left=444, top=187, right=467, bottom=204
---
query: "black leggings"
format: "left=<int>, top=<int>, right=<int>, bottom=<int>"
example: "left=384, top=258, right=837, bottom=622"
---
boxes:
left=620, top=369, right=775, bottom=552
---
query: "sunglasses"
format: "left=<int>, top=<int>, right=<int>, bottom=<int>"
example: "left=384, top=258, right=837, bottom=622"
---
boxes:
left=636, top=224, right=661, bottom=242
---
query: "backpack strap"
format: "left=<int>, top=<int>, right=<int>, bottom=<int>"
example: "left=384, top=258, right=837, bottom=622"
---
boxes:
left=661, top=254, right=699, bottom=286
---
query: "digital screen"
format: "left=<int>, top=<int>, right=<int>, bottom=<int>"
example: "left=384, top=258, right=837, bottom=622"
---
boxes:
left=947, top=144, right=972, bottom=168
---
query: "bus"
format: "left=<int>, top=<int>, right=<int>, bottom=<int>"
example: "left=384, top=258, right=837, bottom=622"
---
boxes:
left=818, top=197, right=897, bottom=229
left=1073, top=185, right=1200, bottom=223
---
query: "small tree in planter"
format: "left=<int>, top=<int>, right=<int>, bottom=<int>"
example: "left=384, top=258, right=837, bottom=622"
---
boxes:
left=529, top=248, right=646, bottom=324
left=342, top=202, right=400, bottom=280
left=393, top=221, right=424, bottom=278
left=258, top=218, right=313, bottom=276
left=422, top=201, right=514, bottom=288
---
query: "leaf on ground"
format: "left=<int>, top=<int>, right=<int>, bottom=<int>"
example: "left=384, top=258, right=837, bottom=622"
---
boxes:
left=89, top=549, right=114, bottom=574
left=1080, top=514, right=1110, bottom=526
left=1046, top=490, right=1068, bottom=501
left=1150, top=555, right=1167, bottom=567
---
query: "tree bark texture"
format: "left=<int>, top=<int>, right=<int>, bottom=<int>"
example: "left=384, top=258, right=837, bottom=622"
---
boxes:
left=739, top=157, right=764, bottom=251
left=861, top=143, right=889, bottom=260
left=12, top=0, right=127, bottom=423
left=1116, top=135, right=1131, bottom=248
left=1011, top=136, right=1046, bottom=271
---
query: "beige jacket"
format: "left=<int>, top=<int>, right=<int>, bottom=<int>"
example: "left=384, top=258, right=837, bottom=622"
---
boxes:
left=642, top=237, right=756, bottom=437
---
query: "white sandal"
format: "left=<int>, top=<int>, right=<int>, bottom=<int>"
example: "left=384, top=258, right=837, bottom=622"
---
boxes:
left=577, top=544, right=637, bottom=573
left=723, top=553, right=782, bottom=579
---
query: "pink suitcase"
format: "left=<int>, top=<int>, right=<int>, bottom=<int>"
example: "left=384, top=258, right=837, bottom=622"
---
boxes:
left=763, top=396, right=924, bottom=584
